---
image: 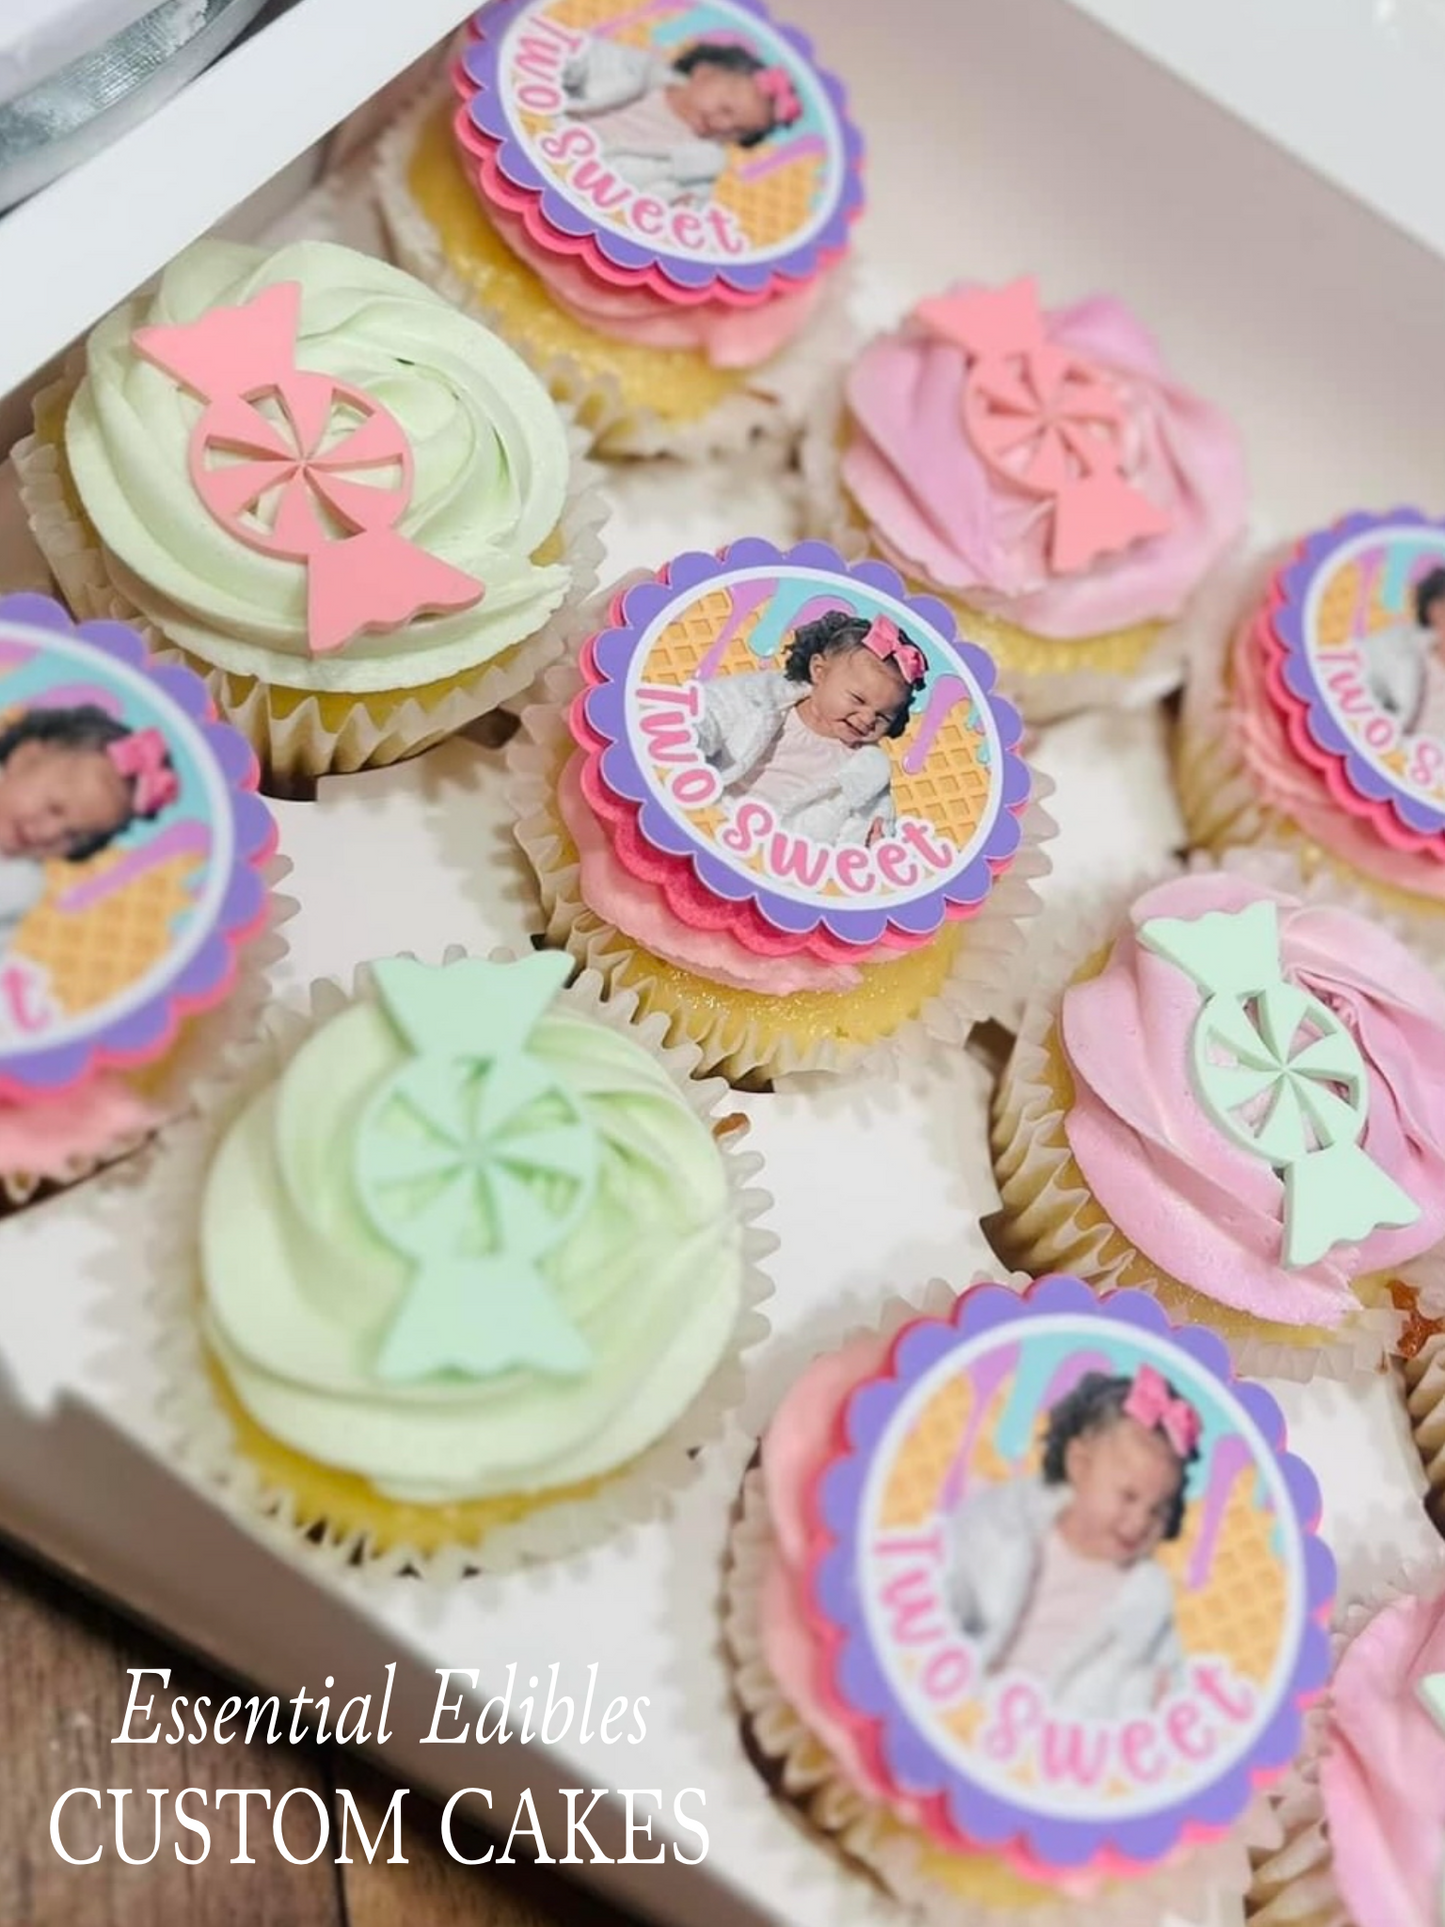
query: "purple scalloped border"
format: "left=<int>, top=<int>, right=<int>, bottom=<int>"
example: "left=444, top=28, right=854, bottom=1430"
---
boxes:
left=579, top=537, right=1029, bottom=947
left=810, top=1275, right=1334, bottom=1870
left=1274, top=508, right=1445, bottom=839
left=0, top=594, right=275, bottom=1098
left=461, top=0, right=865, bottom=295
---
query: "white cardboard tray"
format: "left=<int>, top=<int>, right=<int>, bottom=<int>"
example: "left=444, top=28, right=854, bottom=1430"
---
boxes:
left=3, top=2, right=1445, bottom=1923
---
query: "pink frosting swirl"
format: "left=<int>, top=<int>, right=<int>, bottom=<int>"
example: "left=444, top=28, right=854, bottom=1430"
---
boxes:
left=0, top=1077, right=157, bottom=1180
left=483, top=191, right=827, bottom=368
left=1320, top=1590, right=1445, bottom=1927
left=1061, top=873, right=1445, bottom=1325
left=840, top=286, right=1247, bottom=639
left=1229, top=611, right=1445, bottom=903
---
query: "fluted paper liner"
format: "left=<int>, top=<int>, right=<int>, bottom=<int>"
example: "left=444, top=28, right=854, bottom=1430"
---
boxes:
left=0, top=855, right=294, bottom=1213
left=374, top=89, right=858, bottom=465
left=1246, top=1559, right=1445, bottom=1927
left=143, top=946, right=775, bottom=1581
left=988, top=846, right=1445, bottom=1382
left=799, top=375, right=1248, bottom=728
left=721, top=1274, right=1275, bottom=1927
left=1402, top=1336, right=1445, bottom=1534
left=1176, top=561, right=1445, bottom=963
left=13, top=363, right=609, bottom=783
left=507, top=661, right=1056, bottom=1085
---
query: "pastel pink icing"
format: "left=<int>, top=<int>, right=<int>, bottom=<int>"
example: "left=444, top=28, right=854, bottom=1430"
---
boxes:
left=1061, top=873, right=1445, bottom=1325
left=840, top=287, right=1246, bottom=639
left=1320, top=1590, right=1445, bottom=1927
left=1230, top=611, right=1445, bottom=903
left=480, top=176, right=828, bottom=368
left=0, top=1077, right=157, bottom=1180
left=556, top=753, right=861, bottom=994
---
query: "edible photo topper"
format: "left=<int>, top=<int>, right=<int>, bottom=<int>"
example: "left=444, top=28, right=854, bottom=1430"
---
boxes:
left=1270, top=510, right=1445, bottom=850
left=809, top=1277, right=1332, bottom=1872
left=578, top=540, right=1032, bottom=948
left=0, top=596, right=274, bottom=1097
left=458, top=0, right=864, bottom=295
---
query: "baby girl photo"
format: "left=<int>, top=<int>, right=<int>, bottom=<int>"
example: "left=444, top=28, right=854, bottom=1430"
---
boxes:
left=560, top=32, right=804, bottom=206
left=881, top=1325, right=1300, bottom=1751
left=1360, top=559, right=1445, bottom=742
left=626, top=569, right=1003, bottom=914
left=696, top=608, right=924, bottom=847
left=509, top=0, right=839, bottom=247
left=945, top=1363, right=1200, bottom=1719
left=0, top=705, right=180, bottom=962
left=0, top=640, right=216, bottom=1042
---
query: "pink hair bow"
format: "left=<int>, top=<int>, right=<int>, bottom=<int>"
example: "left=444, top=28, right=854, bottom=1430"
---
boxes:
left=108, top=728, right=179, bottom=817
left=133, top=282, right=484, bottom=658
left=1122, top=1363, right=1201, bottom=1458
left=862, top=615, right=927, bottom=687
left=756, top=65, right=803, bottom=126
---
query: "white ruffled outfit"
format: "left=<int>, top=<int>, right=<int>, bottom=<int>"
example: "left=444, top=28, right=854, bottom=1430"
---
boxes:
left=944, top=1479, right=1183, bottom=1719
left=694, top=670, right=897, bottom=847
left=1361, top=623, right=1445, bottom=733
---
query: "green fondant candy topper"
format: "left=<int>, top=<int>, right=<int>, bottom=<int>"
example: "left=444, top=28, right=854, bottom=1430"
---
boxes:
left=1138, top=900, right=1418, bottom=1268
left=353, top=954, right=598, bottom=1384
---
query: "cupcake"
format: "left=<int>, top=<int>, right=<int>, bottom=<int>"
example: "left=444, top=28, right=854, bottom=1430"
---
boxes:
left=0, top=593, right=279, bottom=1207
left=724, top=1272, right=1333, bottom=1925
left=804, top=277, right=1247, bottom=722
left=14, top=237, right=604, bottom=783
left=1178, top=509, right=1445, bottom=956
left=156, top=948, right=772, bottom=1574
left=1249, top=1568, right=1445, bottom=1927
left=375, top=0, right=863, bottom=460
left=990, top=862, right=1445, bottom=1379
left=508, top=536, right=1053, bottom=1083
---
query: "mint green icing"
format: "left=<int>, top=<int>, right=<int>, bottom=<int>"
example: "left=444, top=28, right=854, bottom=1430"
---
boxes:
left=66, top=238, right=573, bottom=693
left=200, top=963, right=742, bottom=1503
left=356, top=957, right=597, bottom=1382
left=1139, top=903, right=1419, bottom=1268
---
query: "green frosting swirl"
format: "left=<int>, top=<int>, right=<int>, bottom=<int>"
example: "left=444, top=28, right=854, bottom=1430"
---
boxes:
left=66, top=239, right=573, bottom=692
left=200, top=966, right=743, bottom=1503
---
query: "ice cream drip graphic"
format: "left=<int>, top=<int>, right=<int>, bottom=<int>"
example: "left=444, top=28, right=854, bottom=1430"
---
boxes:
left=937, top=1339, right=1019, bottom=1509
left=133, top=282, right=485, bottom=657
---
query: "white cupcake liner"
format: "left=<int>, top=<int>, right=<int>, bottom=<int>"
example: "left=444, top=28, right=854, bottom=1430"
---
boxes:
left=724, top=1458, right=1272, bottom=1927
left=12, top=358, right=610, bottom=783
left=1246, top=1556, right=1445, bottom=1927
left=506, top=659, right=1056, bottom=1085
left=0, top=854, right=295, bottom=1211
left=989, top=845, right=1445, bottom=1383
left=374, top=87, right=859, bottom=466
left=1176, top=562, right=1445, bottom=966
left=137, top=945, right=775, bottom=1581
left=799, top=374, right=1253, bottom=729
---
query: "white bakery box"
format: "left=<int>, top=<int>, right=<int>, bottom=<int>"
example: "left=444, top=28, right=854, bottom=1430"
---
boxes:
left=1, top=2, right=1442, bottom=1923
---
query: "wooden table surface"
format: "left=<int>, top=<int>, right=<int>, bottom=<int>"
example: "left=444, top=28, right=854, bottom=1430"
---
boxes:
left=0, top=1537, right=637, bottom=1927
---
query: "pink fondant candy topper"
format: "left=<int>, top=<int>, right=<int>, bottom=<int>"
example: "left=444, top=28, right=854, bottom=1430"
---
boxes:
left=916, top=277, right=1172, bottom=576
left=133, top=282, right=485, bottom=657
